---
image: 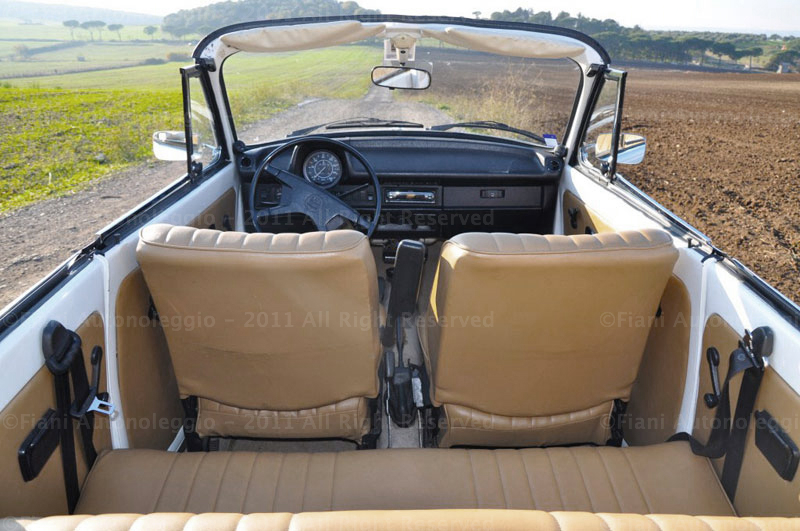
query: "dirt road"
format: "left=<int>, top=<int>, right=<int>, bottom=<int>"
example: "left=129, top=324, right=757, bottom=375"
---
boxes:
left=239, top=84, right=450, bottom=142
left=0, top=161, right=183, bottom=309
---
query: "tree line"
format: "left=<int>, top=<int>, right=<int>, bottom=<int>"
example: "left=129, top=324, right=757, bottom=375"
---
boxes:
left=62, top=20, right=162, bottom=41
left=489, top=8, right=799, bottom=70
left=59, top=1, right=799, bottom=70
left=160, top=0, right=378, bottom=39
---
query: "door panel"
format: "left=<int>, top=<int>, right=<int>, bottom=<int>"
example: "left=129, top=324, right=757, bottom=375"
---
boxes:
left=693, top=312, right=800, bottom=516
left=0, top=312, right=109, bottom=517
left=562, top=190, right=614, bottom=235
left=189, top=187, right=236, bottom=230
left=737, top=368, right=800, bottom=516
left=696, top=261, right=800, bottom=515
left=693, top=314, right=800, bottom=516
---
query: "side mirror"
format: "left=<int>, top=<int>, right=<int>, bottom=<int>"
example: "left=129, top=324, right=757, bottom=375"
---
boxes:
left=371, top=66, right=431, bottom=90
left=152, top=131, right=188, bottom=161
left=595, top=132, right=646, bottom=165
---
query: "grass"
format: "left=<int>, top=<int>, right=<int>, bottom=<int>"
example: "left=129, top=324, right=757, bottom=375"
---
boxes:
left=400, top=49, right=581, bottom=143
left=225, top=47, right=379, bottom=128
left=1, top=41, right=193, bottom=78
left=0, top=87, right=182, bottom=211
left=0, top=45, right=379, bottom=213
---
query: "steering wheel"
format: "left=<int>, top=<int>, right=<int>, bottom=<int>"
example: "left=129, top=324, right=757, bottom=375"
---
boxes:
left=249, top=136, right=382, bottom=237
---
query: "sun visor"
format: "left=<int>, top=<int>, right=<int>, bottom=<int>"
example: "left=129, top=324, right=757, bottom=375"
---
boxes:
left=421, top=26, right=587, bottom=60
left=221, top=21, right=386, bottom=53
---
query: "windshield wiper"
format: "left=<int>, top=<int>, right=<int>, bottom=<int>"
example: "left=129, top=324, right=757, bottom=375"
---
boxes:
left=288, top=117, right=424, bottom=137
left=429, top=120, right=546, bottom=144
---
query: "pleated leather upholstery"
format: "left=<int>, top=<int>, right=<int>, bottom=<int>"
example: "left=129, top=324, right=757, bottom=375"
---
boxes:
left=76, top=443, right=733, bottom=516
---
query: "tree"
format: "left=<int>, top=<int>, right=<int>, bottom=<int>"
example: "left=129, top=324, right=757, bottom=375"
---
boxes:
left=79, top=20, right=106, bottom=41
left=680, top=36, right=712, bottom=64
left=63, top=20, right=79, bottom=40
left=162, top=24, right=188, bottom=39
left=710, top=41, right=735, bottom=65
left=746, top=47, right=763, bottom=69
left=728, top=48, right=749, bottom=66
left=107, top=23, right=124, bottom=40
left=472, top=11, right=481, bottom=19
left=144, top=25, right=158, bottom=40
left=79, top=21, right=94, bottom=41
left=91, top=21, right=106, bottom=41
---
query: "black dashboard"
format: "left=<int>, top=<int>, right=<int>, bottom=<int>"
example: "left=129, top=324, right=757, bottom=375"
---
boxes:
left=238, top=134, right=562, bottom=238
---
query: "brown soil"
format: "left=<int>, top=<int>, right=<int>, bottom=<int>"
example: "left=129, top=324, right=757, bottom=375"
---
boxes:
left=622, top=69, right=800, bottom=303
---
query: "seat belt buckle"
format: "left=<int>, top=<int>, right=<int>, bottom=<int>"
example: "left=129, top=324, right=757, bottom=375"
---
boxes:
left=87, top=395, right=115, bottom=416
left=69, top=345, right=114, bottom=417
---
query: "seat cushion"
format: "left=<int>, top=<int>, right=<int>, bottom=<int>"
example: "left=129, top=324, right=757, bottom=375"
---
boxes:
left=196, top=397, right=370, bottom=439
left=15, top=511, right=800, bottom=531
left=438, top=401, right=613, bottom=448
left=76, top=442, right=733, bottom=516
left=421, top=229, right=678, bottom=447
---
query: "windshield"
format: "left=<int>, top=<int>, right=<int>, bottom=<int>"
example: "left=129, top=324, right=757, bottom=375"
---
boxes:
left=223, top=39, right=581, bottom=146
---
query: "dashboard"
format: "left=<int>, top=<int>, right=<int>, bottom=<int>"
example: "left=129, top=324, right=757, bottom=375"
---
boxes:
left=238, top=134, right=563, bottom=238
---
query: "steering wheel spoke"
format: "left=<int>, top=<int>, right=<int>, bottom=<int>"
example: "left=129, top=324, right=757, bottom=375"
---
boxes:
left=248, top=137, right=381, bottom=237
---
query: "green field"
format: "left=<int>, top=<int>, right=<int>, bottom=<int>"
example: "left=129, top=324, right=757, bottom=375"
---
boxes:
left=0, top=19, right=200, bottom=79
left=0, top=87, right=183, bottom=211
left=0, top=40, right=378, bottom=212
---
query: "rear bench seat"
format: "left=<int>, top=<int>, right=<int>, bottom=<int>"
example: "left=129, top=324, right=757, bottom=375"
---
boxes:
left=14, top=511, right=800, bottom=531
left=74, top=442, right=733, bottom=516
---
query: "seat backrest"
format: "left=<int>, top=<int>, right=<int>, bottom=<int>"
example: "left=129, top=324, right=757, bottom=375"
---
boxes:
left=136, top=225, right=380, bottom=416
left=422, top=229, right=678, bottom=446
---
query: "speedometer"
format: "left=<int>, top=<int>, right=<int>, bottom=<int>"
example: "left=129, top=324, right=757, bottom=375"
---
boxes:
left=302, top=150, right=342, bottom=188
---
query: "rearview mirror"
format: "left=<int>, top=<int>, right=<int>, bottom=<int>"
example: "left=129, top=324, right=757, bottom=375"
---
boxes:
left=153, top=131, right=188, bottom=161
left=371, top=66, right=431, bottom=90
left=596, top=133, right=646, bottom=165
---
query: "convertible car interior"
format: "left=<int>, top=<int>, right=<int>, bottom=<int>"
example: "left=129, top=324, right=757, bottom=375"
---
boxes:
left=3, top=15, right=800, bottom=531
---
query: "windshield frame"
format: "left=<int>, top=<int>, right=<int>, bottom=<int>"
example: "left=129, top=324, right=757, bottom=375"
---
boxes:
left=200, top=15, right=609, bottom=154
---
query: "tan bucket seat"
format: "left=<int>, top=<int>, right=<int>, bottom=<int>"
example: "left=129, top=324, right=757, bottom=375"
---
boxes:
left=420, top=229, right=679, bottom=447
left=136, top=225, right=381, bottom=442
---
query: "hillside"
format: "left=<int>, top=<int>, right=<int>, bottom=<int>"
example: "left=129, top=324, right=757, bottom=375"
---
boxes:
left=490, top=8, right=799, bottom=71
left=0, top=1, right=161, bottom=26
left=162, top=0, right=378, bottom=37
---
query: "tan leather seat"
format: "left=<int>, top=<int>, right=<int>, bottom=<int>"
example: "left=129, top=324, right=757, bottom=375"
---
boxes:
left=420, top=230, right=679, bottom=447
left=14, top=512, right=800, bottom=531
left=75, top=443, right=732, bottom=516
left=136, top=225, right=381, bottom=442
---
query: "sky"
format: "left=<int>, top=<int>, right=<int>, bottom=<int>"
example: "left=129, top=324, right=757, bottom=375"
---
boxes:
left=18, top=0, right=800, bottom=34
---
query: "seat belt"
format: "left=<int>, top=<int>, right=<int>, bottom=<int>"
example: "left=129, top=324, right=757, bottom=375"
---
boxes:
left=42, top=320, right=115, bottom=514
left=669, top=326, right=773, bottom=501
left=43, top=321, right=82, bottom=514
